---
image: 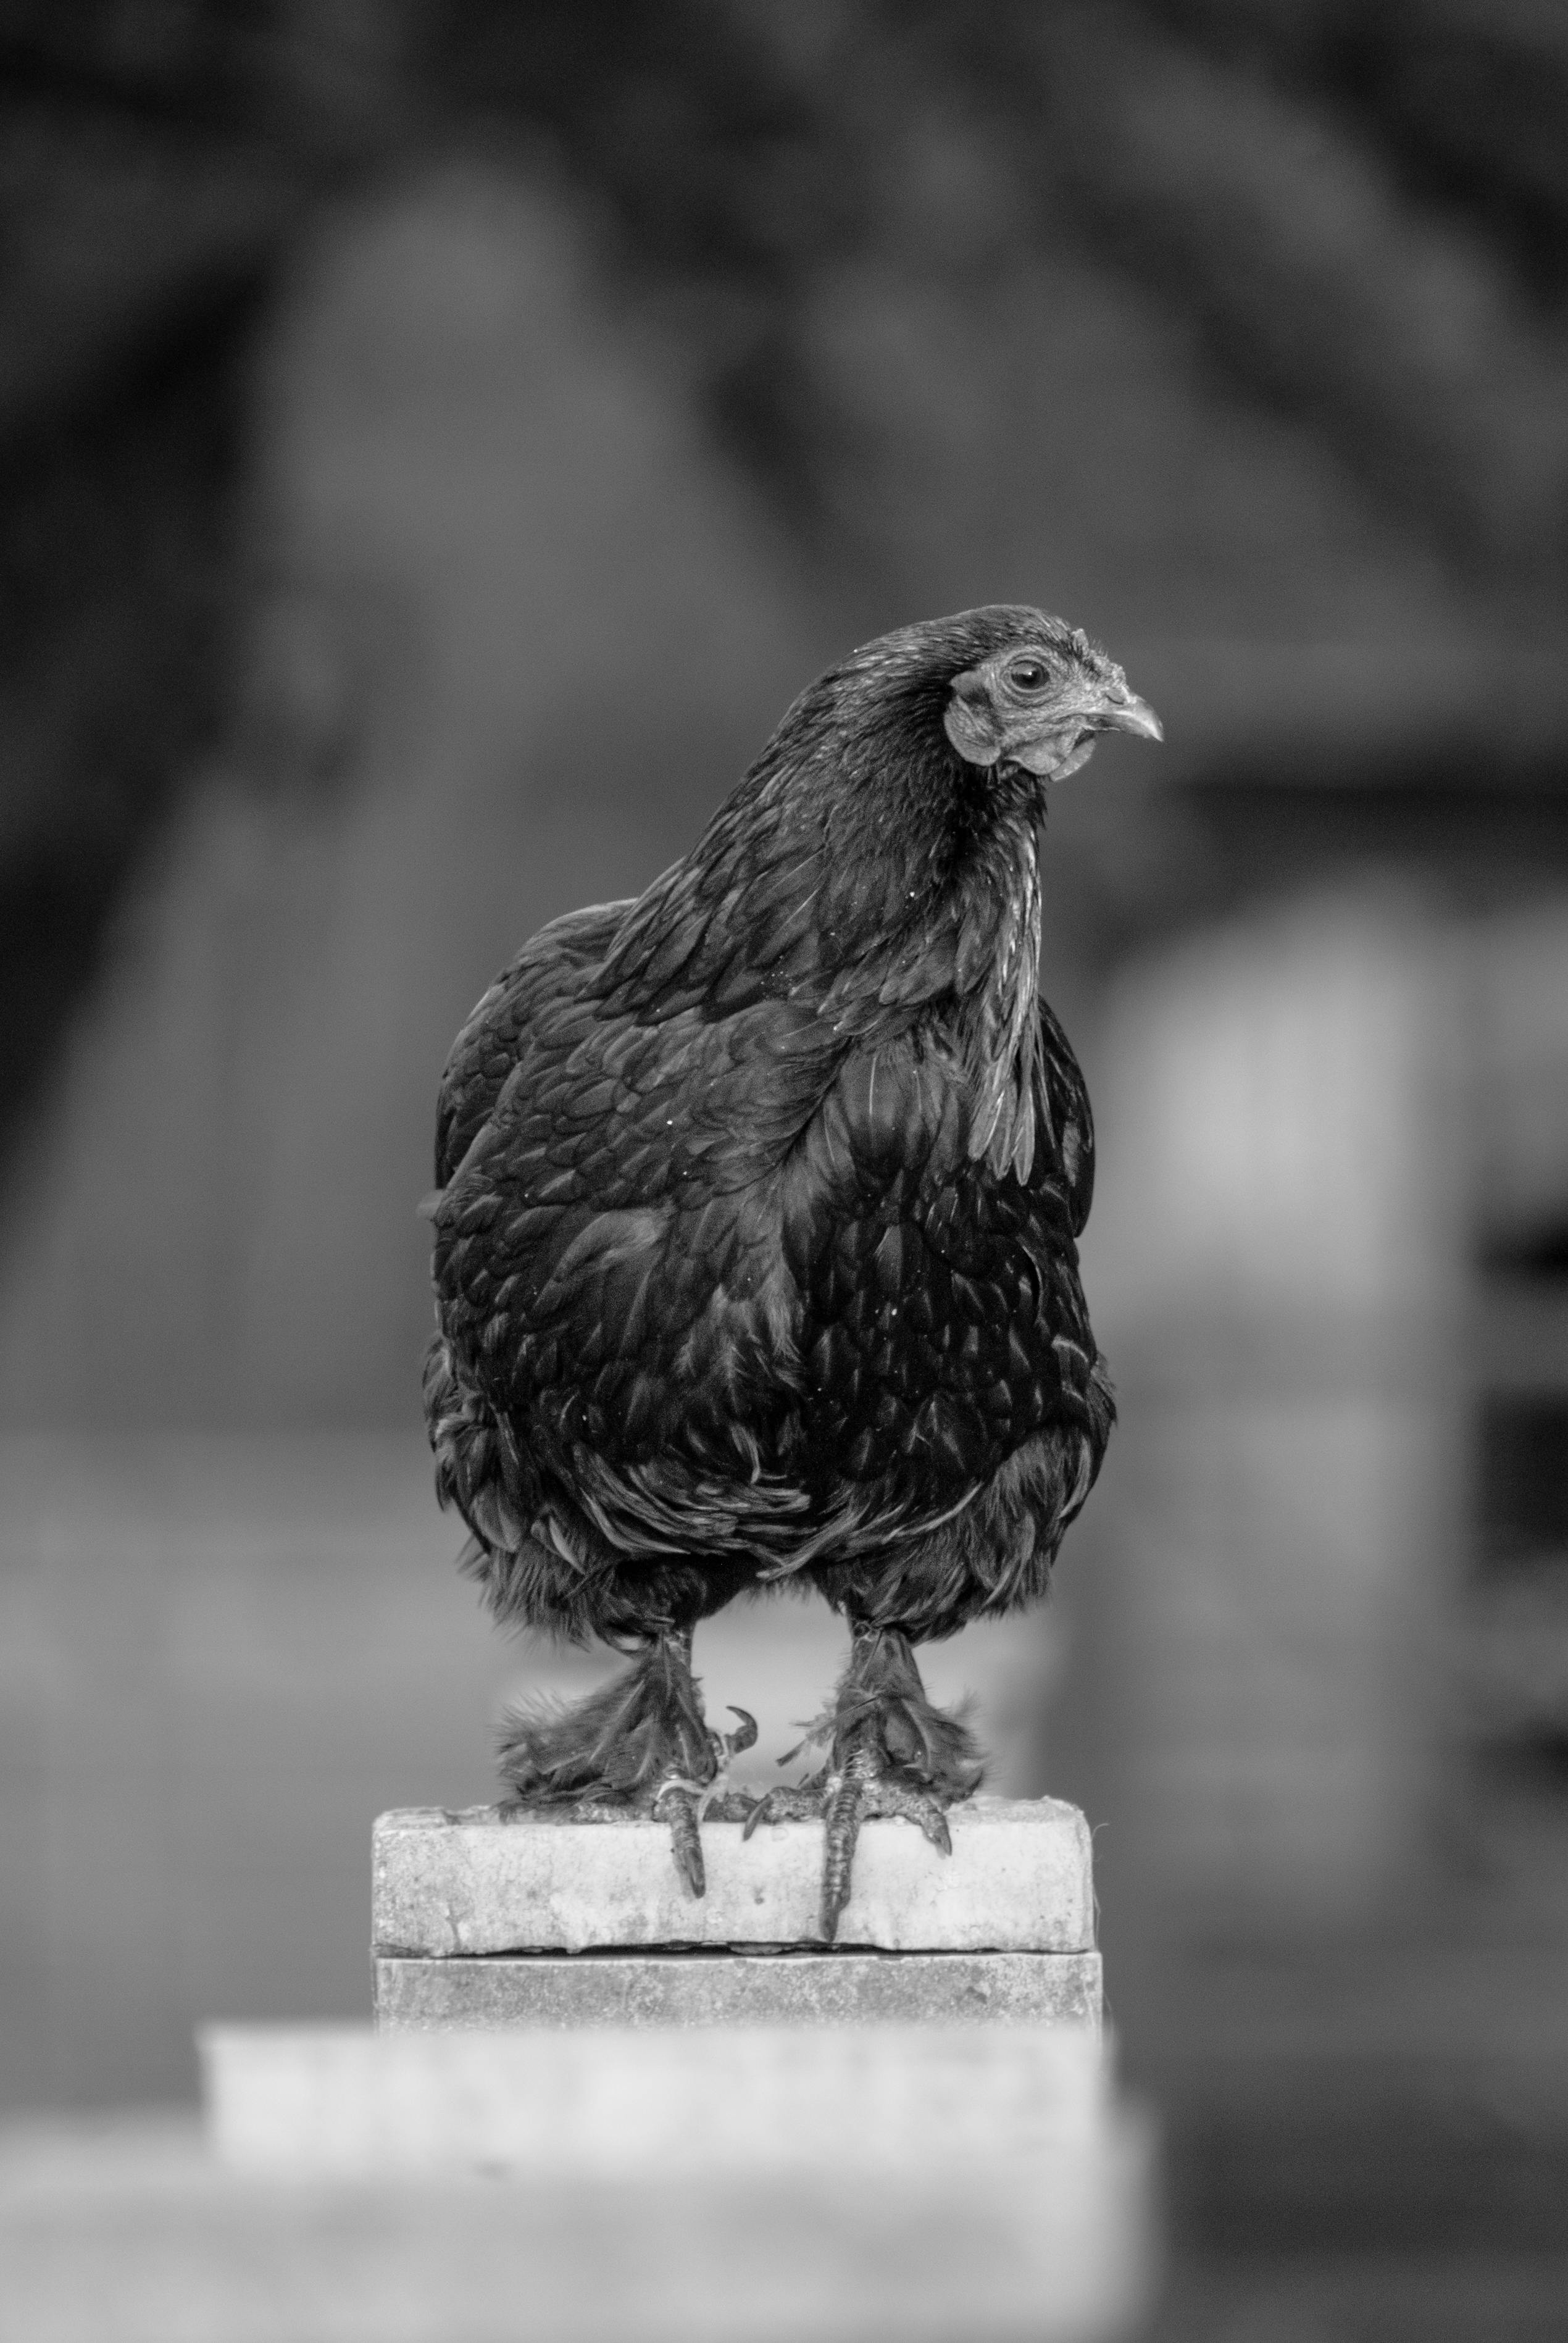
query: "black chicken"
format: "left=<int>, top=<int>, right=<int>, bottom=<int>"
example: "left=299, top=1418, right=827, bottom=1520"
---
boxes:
left=423, top=608, right=1160, bottom=1937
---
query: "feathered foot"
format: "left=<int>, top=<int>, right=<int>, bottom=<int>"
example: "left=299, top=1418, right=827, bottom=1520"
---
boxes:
left=743, top=1619, right=983, bottom=1940
left=496, top=1625, right=755, bottom=1898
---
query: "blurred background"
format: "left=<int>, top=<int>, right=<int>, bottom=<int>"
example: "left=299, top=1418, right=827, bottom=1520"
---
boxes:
left=2, top=2, right=1567, bottom=2333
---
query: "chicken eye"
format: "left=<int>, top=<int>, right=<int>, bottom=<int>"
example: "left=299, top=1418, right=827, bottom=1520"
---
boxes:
left=1006, top=659, right=1050, bottom=693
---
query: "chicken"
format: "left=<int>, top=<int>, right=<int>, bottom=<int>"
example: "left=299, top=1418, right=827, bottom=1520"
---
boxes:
left=423, top=607, right=1161, bottom=1936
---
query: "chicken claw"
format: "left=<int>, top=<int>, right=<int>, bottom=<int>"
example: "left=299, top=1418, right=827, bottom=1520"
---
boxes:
left=653, top=1779, right=709, bottom=1898
left=823, top=1752, right=954, bottom=1935
left=742, top=1783, right=825, bottom=1834
left=719, top=1703, right=760, bottom=1763
left=649, top=1705, right=757, bottom=1895
left=743, top=1622, right=979, bottom=1938
left=746, top=1752, right=956, bottom=1939
left=497, top=1628, right=758, bottom=1898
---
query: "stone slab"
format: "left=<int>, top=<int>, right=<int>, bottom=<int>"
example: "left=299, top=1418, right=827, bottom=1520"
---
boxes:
left=373, top=1794, right=1095, bottom=1955
left=375, top=1947, right=1102, bottom=2032
left=2, top=2110, right=1159, bottom=2343
left=201, top=2023, right=1108, bottom=2176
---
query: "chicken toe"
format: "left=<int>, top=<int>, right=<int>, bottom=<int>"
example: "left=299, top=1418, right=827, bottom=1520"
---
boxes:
left=745, top=1619, right=980, bottom=1938
left=495, top=1628, right=752, bottom=1897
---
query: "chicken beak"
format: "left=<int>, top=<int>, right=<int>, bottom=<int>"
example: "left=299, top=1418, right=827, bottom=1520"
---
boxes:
left=1096, top=687, right=1163, bottom=742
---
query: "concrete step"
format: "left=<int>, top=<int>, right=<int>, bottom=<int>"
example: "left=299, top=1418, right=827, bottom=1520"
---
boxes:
left=375, top=1945, right=1103, bottom=2031
left=373, top=1795, right=1095, bottom=1957
left=0, top=2102, right=1158, bottom=2343
left=201, top=2021, right=1111, bottom=2174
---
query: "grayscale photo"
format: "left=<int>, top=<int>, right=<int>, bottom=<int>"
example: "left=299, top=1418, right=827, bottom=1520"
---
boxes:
left=1, top=6, right=1564, bottom=2341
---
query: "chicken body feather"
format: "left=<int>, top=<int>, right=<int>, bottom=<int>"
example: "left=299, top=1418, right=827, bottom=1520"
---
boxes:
left=426, top=608, right=1135, bottom=1660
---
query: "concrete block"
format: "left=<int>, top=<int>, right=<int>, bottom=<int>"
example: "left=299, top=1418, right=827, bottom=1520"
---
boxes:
left=372, top=1795, right=1095, bottom=1955
left=201, top=2022, right=1109, bottom=2176
left=1, top=2107, right=1159, bottom=2343
left=375, top=1947, right=1102, bottom=2031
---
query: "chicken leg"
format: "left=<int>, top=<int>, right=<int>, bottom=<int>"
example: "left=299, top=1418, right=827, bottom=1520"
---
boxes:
left=743, top=1619, right=983, bottom=1939
left=497, top=1623, right=755, bottom=1897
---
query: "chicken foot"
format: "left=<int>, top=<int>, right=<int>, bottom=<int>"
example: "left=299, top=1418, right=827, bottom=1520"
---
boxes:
left=496, top=1623, right=756, bottom=1898
left=742, top=1619, right=983, bottom=1940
